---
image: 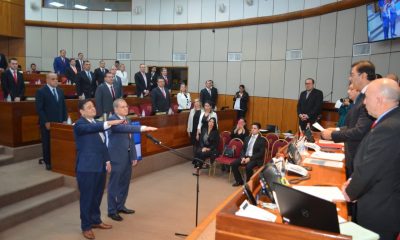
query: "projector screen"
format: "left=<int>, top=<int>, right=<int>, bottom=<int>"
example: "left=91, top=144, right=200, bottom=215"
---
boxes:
left=367, top=0, right=400, bottom=42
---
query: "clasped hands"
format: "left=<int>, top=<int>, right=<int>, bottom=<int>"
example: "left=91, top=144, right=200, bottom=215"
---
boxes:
left=298, top=114, right=309, bottom=121
left=241, top=157, right=250, bottom=164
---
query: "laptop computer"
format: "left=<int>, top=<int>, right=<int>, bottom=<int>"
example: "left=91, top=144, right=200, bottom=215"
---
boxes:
left=273, top=183, right=340, bottom=233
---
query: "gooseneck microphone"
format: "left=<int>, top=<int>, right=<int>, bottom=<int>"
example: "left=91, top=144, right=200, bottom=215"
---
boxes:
left=146, top=133, right=161, bottom=144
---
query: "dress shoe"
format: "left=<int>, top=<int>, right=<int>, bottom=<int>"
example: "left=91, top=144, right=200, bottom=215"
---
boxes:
left=38, top=158, right=43, bottom=165
left=45, top=164, right=51, bottom=170
left=118, top=208, right=135, bottom=214
left=108, top=213, right=123, bottom=221
left=82, top=230, right=95, bottom=239
left=92, top=222, right=112, bottom=229
left=232, top=182, right=243, bottom=187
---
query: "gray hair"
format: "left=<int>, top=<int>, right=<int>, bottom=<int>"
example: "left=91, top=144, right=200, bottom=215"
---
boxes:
left=113, top=98, right=126, bottom=109
left=378, top=79, right=400, bottom=102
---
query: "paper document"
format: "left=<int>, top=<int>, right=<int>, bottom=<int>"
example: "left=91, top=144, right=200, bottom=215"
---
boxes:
left=303, top=158, right=344, bottom=168
left=235, top=200, right=277, bottom=222
left=292, top=186, right=346, bottom=202
left=318, top=139, right=344, bottom=146
left=340, top=221, right=380, bottom=240
left=311, top=151, right=345, bottom=162
left=312, top=122, right=325, bottom=132
left=335, top=99, right=343, bottom=109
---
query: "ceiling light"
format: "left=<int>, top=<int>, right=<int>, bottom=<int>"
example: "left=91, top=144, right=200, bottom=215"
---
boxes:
left=49, top=2, right=64, bottom=8
left=74, top=4, right=88, bottom=10
left=104, top=8, right=112, bottom=11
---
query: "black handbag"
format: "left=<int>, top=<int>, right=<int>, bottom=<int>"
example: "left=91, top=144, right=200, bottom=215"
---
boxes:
left=223, top=146, right=235, bottom=158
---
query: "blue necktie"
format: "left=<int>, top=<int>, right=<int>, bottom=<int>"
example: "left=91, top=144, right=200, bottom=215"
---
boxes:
left=52, top=88, right=58, bottom=101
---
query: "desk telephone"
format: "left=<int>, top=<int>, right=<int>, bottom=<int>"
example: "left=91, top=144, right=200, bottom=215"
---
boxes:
left=286, top=162, right=308, bottom=177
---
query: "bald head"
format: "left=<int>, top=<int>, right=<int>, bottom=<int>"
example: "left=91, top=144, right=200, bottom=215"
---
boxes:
left=364, top=78, right=400, bottom=118
left=46, top=73, right=59, bottom=88
left=386, top=73, right=399, bottom=82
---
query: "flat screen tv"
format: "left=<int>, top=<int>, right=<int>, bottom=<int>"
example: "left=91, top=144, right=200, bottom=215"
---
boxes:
left=367, top=0, right=400, bottom=42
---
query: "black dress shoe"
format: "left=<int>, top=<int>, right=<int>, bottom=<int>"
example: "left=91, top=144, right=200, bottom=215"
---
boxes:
left=38, top=158, right=43, bottom=165
left=108, top=213, right=123, bottom=221
left=118, top=208, right=135, bottom=214
left=232, top=182, right=243, bottom=187
left=45, top=164, right=51, bottom=170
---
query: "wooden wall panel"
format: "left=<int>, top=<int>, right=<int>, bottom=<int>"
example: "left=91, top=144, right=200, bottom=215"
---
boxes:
left=251, top=97, right=269, bottom=127
left=0, top=36, right=26, bottom=70
left=267, top=98, right=284, bottom=130
left=281, top=99, right=299, bottom=132
left=0, top=0, right=24, bottom=38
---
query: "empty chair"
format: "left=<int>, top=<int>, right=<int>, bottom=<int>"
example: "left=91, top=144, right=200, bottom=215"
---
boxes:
left=129, top=105, right=141, bottom=116
left=214, top=138, right=244, bottom=182
left=270, top=139, right=289, bottom=160
left=140, top=103, right=152, bottom=116
left=220, top=131, right=232, bottom=147
left=265, top=133, right=279, bottom=152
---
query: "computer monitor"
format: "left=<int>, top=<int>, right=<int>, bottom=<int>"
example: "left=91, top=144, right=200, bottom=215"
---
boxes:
left=243, top=183, right=257, bottom=205
left=259, top=163, right=282, bottom=203
left=273, top=183, right=340, bottom=233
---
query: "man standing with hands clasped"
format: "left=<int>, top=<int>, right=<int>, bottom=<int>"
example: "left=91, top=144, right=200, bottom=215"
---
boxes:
left=342, top=79, right=400, bottom=240
left=107, top=99, right=157, bottom=221
left=74, top=99, right=125, bottom=240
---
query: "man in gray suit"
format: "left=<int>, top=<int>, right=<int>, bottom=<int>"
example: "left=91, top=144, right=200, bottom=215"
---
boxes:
left=95, top=72, right=122, bottom=118
left=109, top=65, right=123, bottom=97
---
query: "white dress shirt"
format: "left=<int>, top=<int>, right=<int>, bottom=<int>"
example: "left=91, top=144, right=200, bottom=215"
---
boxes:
left=116, top=70, right=129, bottom=86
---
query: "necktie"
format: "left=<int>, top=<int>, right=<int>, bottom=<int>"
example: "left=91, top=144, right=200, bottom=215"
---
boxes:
left=62, top=57, right=65, bottom=63
left=164, top=76, right=168, bottom=85
left=13, top=70, right=17, bottom=84
left=52, top=88, right=58, bottom=101
left=142, top=72, right=147, bottom=87
left=306, top=91, right=310, bottom=99
left=371, top=120, right=378, bottom=129
left=161, top=88, right=166, bottom=98
left=87, top=71, right=91, bottom=82
left=111, top=85, right=115, bottom=99
left=208, top=88, right=211, bottom=96
left=102, top=68, right=104, bottom=74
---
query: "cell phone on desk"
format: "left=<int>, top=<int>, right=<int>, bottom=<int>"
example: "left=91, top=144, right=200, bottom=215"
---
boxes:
left=286, top=162, right=308, bottom=177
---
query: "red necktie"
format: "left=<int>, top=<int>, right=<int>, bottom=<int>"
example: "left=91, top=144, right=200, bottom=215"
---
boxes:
left=13, top=70, right=17, bottom=84
left=161, top=88, right=166, bottom=98
left=371, top=120, right=378, bottom=129
left=164, top=76, right=168, bottom=85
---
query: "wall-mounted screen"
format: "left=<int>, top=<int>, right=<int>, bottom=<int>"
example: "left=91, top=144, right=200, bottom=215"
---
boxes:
left=367, top=0, right=400, bottom=42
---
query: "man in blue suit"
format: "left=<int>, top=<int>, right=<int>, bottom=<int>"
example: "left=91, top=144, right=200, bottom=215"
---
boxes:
left=53, top=49, right=69, bottom=75
left=107, top=99, right=157, bottom=221
left=35, top=73, right=67, bottom=170
left=74, top=99, right=124, bottom=240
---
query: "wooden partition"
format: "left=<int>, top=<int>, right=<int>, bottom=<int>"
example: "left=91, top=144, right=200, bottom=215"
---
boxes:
left=50, top=110, right=236, bottom=176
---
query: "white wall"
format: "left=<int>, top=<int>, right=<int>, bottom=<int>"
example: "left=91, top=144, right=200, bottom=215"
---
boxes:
left=26, top=0, right=340, bottom=24
left=25, top=5, right=400, bottom=102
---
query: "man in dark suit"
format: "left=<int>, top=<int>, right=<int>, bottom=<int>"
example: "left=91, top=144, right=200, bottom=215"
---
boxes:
left=149, top=66, right=158, bottom=91
left=200, top=80, right=218, bottom=109
left=75, top=52, right=84, bottom=72
left=109, top=65, right=123, bottom=97
left=76, top=61, right=96, bottom=99
left=134, top=63, right=151, bottom=98
left=1, top=58, right=25, bottom=101
left=95, top=72, right=122, bottom=118
left=0, top=53, right=7, bottom=72
left=65, top=58, right=78, bottom=84
left=297, top=78, right=323, bottom=130
left=342, top=79, right=400, bottom=240
left=53, top=49, right=69, bottom=75
left=151, top=76, right=171, bottom=114
left=231, top=122, right=266, bottom=187
left=74, top=99, right=123, bottom=239
left=35, top=73, right=68, bottom=170
left=160, top=67, right=172, bottom=91
left=107, top=99, right=157, bottom=221
left=322, top=60, right=376, bottom=178
left=93, top=60, right=109, bottom=86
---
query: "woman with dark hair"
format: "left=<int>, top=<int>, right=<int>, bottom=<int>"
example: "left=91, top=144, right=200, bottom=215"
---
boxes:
left=233, top=84, right=249, bottom=120
left=231, top=118, right=249, bottom=142
left=187, top=98, right=202, bottom=152
left=193, top=117, right=220, bottom=170
left=197, top=101, right=218, bottom=140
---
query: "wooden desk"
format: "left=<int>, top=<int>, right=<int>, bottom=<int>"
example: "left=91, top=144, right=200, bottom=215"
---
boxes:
left=50, top=110, right=236, bottom=177
left=0, top=97, right=166, bottom=147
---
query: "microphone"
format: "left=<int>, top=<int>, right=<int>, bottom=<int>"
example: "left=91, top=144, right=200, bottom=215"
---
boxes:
left=146, top=133, right=161, bottom=144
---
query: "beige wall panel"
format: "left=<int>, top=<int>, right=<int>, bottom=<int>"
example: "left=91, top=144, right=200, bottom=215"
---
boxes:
left=117, top=31, right=131, bottom=53
left=254, top=61, right=271, bottom=97
left=302, top=16, right=320, bottom=59
left=88, top=30, right=103, bottom=59
left=41, top=28, right=58, bottom=58
left=213, top=62, right=228, bottom=94
left=269, top=60, right=285, bottom=98
left=332, top=57, right=352, bottom=101
left=187, top=61, right=200, bottom=92
left=370, top=53, right=390, bottom=75
left=287, top=19, right=304, bottom=50
left=256, top=24, right=272, bottom=60
left=102, top=30, right=117, bottom=60
left=159, top=31, right=173, bottom=61
left=173, top=31, right=187, bottom=53
left=240, top=61, right=256, bottom=95
left=228, top=27, right=243, bottom=52
left=26, top=27, right=42, bottom=58
left=354, top=6, right=368, bottom=44
left=335, top=9, right=355, bottom=57
left=200, top=30, right=215, bottom=61
left=131, top=31, right=146, bottom=61
left=242, top=26, right=257, bottom=61
left=213, top=29, right=228, bottom=61
left=316, top=58, right=334, bottom=102
left=72, top=29, right=88, bottom=58
left=145, top=31, right=160, bottom=61
left=187, top=30, right=201, bottom=61
left=319, top=12, right=337, bottom=58
left=226, top=62, right=241, bottom=94
left=284, top=60, right=301, bottom=100
left=271, top=22, right=288, bottom=60
left=57, top=29, right=73, bottom=59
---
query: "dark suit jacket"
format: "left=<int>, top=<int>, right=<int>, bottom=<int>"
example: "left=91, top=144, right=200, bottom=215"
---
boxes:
left=0, top=53, right=7, bottom=70
left=134, top=71, right=151, bottom=97
left=233, top=91, right=249, bottom=111
left=53, top=56, right=69, bottom=75
left=95, top=83, right=122, bottom=118
left=94, top=68, right=109, bottom=86
left=113, top=75, right=123, bottom=97
left=151, top=87, right=171, bottom=113
left=346, top=107, right=400, bottom=233
left=297, top=88, right=323, bottom=123
left=1, top=69, right=25, bottom=100
left=107, top=115, right=141, bottom=171
left=76, top=59, right=84, bottom=72
left=149, top=72, right=158, bottom=90
left=161, top=74, right=172, bottom=90
left=331, top=93, right=374, bottom=174
left=73, top=117, right=109, bottom=172
left=240, top=135, right=266, bottom=166
left=200, top=87, right=218, bottom=108
left=199, top=128, right=220, bottom=152
left=76, top=71, right=96, bottom=98
left=65, top=66, right=78, bottom=84
left=35, top=85, right=67, bottom=126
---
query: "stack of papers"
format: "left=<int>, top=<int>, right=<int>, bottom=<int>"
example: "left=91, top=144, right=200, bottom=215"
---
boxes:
left=310, top=151, right=345, bottom=162
left=235, top=200, right=277, bottom=222
left=303, top=158, right=344, bottom=168
left=318, top=139, right=344, bottom=146
left=292, top=186, right=346, bottom=202
left=340, top=221, right=380, bottom=240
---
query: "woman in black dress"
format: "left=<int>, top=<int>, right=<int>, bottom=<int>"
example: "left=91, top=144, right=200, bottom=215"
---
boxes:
left=230, top=118, right=249, bottom=142
left=193, top=117, right=220, bottom=169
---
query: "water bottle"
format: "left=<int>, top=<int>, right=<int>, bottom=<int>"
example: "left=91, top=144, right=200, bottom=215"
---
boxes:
left=67, top=115, right=72, bottom=125
left=141, top=110, right=145, bottom=117
left=6, top=95, right=11, bottom=102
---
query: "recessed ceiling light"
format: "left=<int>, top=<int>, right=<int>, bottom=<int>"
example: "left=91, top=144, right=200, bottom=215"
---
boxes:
left=104, top=8, right=112, bottom=11
left=74, top=4, right=88, bottom=10
left=49, top=2, right=64, bottom=8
